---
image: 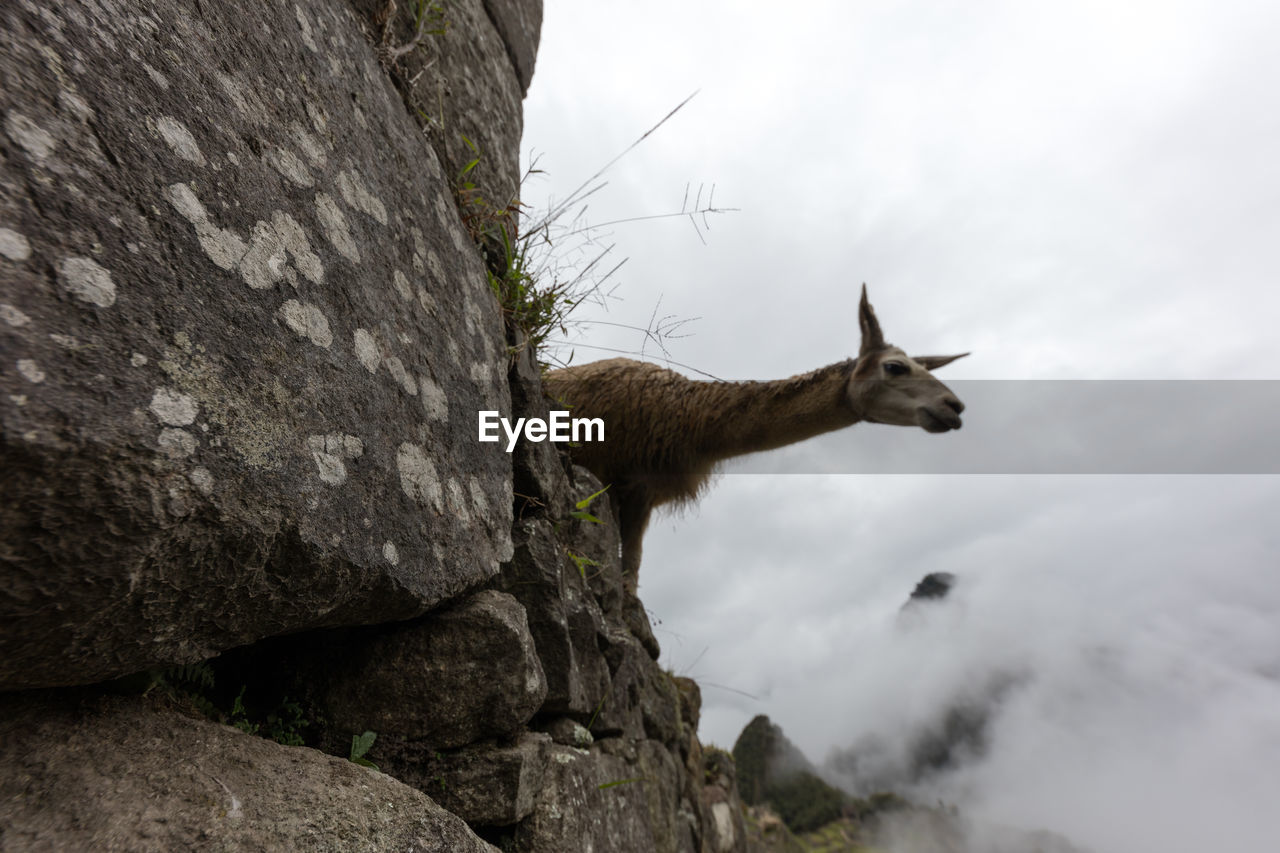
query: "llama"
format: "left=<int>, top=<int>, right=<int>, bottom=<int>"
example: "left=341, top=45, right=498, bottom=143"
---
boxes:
left=542, top=285, right=968, bottom=591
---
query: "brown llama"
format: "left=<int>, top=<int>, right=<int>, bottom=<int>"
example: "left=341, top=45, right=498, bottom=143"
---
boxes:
left=543, top=285, right=968, bottom=591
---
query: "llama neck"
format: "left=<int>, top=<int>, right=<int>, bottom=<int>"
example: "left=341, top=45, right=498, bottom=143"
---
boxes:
left=698, top=359, right=861, bottom=462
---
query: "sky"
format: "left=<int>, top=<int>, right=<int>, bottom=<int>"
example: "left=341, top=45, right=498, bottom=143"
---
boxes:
left=520, top=3, right=1280, bottom=851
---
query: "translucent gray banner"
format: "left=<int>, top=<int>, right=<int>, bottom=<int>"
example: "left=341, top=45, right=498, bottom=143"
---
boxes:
left=723, top=381, right=1280, bottom=474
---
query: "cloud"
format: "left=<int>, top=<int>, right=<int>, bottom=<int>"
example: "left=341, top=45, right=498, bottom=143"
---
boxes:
left=643, top=474, right=1280, bottom=851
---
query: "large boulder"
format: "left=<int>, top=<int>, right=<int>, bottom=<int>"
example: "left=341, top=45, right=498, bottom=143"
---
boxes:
left=0, top=0, right=517, bottom=689
left=317, top=589, right=548, bottom=751
left=396, top=731, right=554, bottom=827
left=509, top=739, right=698, bottom=853
left=0, top=692, right=498, bottom=852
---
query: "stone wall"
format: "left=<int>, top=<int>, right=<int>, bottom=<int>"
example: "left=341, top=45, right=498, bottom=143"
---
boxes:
left=0, top=1, right=747, bottom=850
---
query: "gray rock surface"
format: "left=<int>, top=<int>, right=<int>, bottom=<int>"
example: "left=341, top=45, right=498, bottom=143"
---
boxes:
left=501, top=517, right=612, bottom=716
left=700, top=747, right=748, bottom=853
left=0, top=0, right=513, bottom=689
left=481, top=0, right=544, bottom=95
left=542, top=715, right=595, bottom=748
left=510, top=739, right=697, bottom=853
left=569, top=475, right=664, bottom=659
left=396, top=732, right=553, bottom=827
left=595, top=626, right=682, bottom=746
left=357, top=0, right=528, bottom=223
left=0, top=693, right=498, bottom=853
left=319, top=589, right=547, bottom=750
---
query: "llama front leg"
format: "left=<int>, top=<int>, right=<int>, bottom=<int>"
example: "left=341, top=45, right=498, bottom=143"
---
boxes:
left=621, top=531, right=643, bottom=595
left=616, top=492, right=652, bottom=595
left=617, top=497, right=660, bottom=658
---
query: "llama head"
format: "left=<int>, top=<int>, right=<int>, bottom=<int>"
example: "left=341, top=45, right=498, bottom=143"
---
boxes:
left=848, top=285, right=968, bottom=433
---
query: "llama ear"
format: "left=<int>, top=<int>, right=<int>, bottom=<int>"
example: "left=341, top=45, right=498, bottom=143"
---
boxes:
left=858, top=284, right=886, bottom=355
left=912, top=353, right=970, bottom=371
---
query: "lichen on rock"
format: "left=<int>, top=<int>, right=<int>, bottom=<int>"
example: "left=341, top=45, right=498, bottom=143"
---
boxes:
left=0, top=0, right=513, bottom=690
left=0, top=0, right=749, bottom=850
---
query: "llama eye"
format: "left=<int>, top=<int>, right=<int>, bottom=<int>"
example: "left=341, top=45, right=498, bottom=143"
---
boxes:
left=883, top=362, right=909, bottom=376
